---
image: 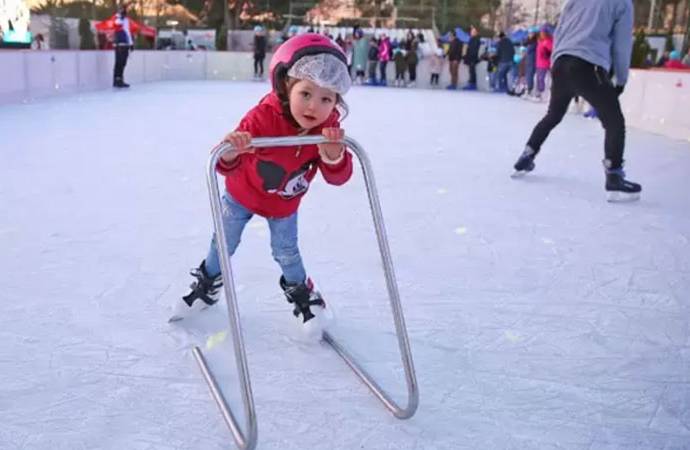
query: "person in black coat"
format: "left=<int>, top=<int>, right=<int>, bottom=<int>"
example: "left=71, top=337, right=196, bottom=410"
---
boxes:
left=253, top=25, right=268, bottom=79
left=495, top=32, right=515, bottom=92
left=446, top=32, right=463, bottom=89
left=463, top=26, right=481, bottom=90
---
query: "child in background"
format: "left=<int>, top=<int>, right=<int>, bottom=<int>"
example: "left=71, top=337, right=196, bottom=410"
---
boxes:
left=429, top=47, right=445, bottom=87
left=393, top=47, right=407, bottom=87
left=534, top=26, right=553, bottom=101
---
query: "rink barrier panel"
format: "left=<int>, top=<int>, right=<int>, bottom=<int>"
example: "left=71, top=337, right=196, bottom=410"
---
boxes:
left=1, top=50, right=689, bottom=141
left=0, top=50, right=480, bottom=102
left=195, top=136, right=419, bottom=450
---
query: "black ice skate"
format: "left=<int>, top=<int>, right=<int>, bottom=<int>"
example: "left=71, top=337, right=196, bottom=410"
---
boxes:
left=280, top=276, right=332, bottom=340
left=169, top=261, right=222, bottom=322
left=113, top=77, right=130, bottom=88
left=511, top=146, right=536, bottom=178
left=605, top=168, right=641, bottom=202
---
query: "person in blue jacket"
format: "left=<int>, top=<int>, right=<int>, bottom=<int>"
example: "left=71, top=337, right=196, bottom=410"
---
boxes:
left=113, top=4, right=133, bottom=88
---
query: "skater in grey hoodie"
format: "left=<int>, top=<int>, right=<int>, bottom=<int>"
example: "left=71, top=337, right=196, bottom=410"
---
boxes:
left=512, top=0, right=641, bottom=202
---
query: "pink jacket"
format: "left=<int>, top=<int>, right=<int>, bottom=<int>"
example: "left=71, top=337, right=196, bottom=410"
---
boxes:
left=536, top=36, right=553, bottom=70
left=378, top=38, right=391, bottom=62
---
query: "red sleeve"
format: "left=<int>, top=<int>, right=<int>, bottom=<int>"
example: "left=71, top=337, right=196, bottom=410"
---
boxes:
left=216, top=105, right=272, bottom=176
left=319, top=150, right=353, bottom=186
left=316, top=115, right=353, bottom=186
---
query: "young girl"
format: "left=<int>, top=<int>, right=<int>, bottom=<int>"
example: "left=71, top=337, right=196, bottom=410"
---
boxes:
left=429, top=47, right=444, bottom=87
left=393, top=47, right=407, bottom=87
left=171, top=34, right=353, bottom=338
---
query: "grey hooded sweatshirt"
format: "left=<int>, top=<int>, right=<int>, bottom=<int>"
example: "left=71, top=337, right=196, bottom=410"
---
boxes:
left=552, top=0, right=634, bottom=85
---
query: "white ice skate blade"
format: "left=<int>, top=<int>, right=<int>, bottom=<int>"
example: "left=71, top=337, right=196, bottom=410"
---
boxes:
left=606, top=191, right=641, bottom=203
left=168, top=298, right=211, bottom=323
left=511, top=170, right=530, bottom=179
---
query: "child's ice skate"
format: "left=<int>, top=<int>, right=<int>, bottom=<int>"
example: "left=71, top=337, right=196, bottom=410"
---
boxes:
left=280, top=276, right=333, bottom=341
left=511, top=145, right=537, bottom=178
left=169, top=261, right=222, bottom=322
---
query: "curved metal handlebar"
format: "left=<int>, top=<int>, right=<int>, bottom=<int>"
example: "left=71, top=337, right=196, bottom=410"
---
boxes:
left=194, top=135, right=419, bottom=450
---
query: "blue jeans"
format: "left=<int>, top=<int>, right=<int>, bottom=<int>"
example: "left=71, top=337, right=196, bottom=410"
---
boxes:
left=204, top=193, right=307, bottom=284
left=497, top=62, right=512, bottom=91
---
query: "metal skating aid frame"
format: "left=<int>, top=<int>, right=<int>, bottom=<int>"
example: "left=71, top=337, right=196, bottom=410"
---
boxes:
left=193, top=136, right=419, bottom=449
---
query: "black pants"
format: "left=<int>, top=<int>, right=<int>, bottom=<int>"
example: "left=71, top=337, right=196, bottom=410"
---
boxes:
left=468, top=61, right=477, bottom=85
left=254, top=54, right=265, bottom=76
left=114, top=45, right=130, bottom=82
left=408, top=63, right=417, bottom=82
left=527, top=55, right=626, bottom=169
left=430, top=73, right=439, bottom=85
left=379, top=61, right=388, bottom=82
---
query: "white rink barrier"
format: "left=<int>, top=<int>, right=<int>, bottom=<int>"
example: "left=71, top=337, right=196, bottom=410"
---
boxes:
left=0, top=49, right=485, bottom=103
left=0, top=50, right=265, bottom=104
left=1, top=50, right=689, bottom=141
left=622, top=69, right=690, bottom=142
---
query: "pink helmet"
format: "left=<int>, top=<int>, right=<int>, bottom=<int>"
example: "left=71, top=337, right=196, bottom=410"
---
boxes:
left=269, top=33, right=347, bottom=92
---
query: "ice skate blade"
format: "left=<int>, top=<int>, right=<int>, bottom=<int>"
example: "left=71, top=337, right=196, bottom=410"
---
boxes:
left=606, top=191, right=641, bottom=203
left=168, top=301, right=210, bottom=323
left=296, top=304, right=334, bottom=343
left=511, top=170, right=530, bottom=179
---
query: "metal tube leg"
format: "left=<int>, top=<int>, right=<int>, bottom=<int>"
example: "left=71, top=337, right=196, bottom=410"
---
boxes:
left=192, top=141, right=258, bottom=450
left=194, top=136, right=418, bottom=449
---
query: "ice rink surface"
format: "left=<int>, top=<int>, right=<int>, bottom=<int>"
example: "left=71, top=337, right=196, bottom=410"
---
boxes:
left=1, top=81, right=689, bottom=449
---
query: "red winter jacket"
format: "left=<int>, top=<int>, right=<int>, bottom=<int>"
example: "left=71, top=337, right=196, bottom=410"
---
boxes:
left=216, top=92, right=353, bottom=218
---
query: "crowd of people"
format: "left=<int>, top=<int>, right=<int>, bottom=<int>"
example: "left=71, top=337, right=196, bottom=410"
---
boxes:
left=253, top=24, right=558, bottom=98
left=251, top=22, right=690, bottom=101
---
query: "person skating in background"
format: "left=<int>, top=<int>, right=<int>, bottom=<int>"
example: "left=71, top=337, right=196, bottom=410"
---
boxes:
left=252, top=25, right=267, bottom=80
left=463, top=26, right=481, bottom=90
left=513, top=0, right=641, bottom=202
left=171, top=34, right=354, bottom=339
left=113, top=3, right=133, bottom=88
